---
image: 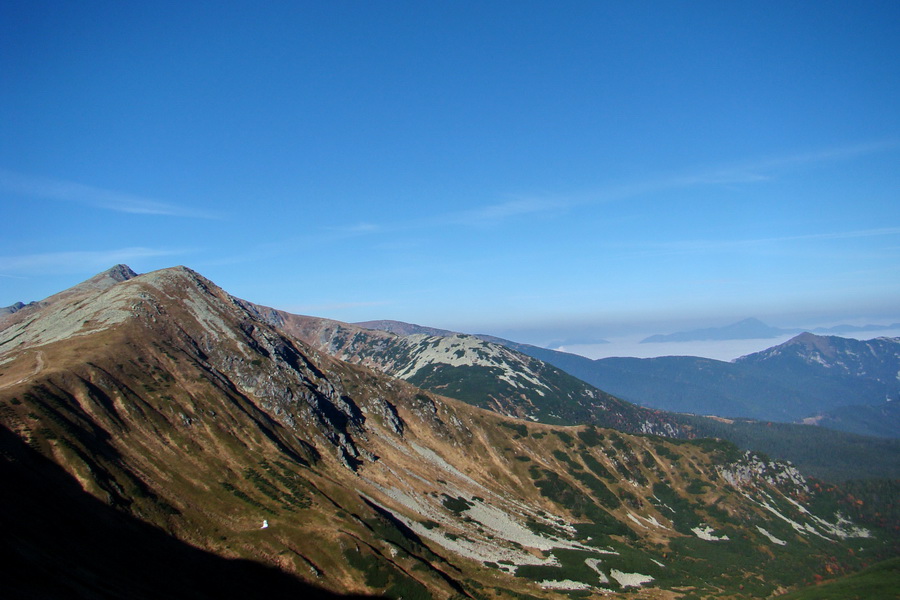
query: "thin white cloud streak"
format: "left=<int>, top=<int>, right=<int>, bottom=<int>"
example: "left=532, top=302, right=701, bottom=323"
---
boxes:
left=0, top=247, right=189, bottom=274
left=322, top=222, right=383, bottom=235
left=0, top=169, right=221, bottom=219
left=243, top=139, right=900, bottom=262
left=347, top=138, right=900, bottom=233
left=663, top=139, right=899, bottom=188
left=556, top=139, right=900, bottom=210
left=614, top=227, right=900, bottom=257
left=453, top=197, right=571, bottom=224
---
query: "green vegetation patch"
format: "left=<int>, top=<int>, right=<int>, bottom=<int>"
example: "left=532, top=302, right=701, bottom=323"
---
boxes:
left=571, top=469, right=620, bottom=510
left=219, top=481, right=272, bottom=513
left=573, top=517, right=632, bottom=544
left=500, top=421, right=529, bottom=438
left=579, top=450, right=615, bottom=482
left=553, top=430, right=574, bottom=445
left=775, top=557, right=900, bottom=600
left=650, top=482, right=702, bottom=535
left=529, top=467, right=632, bottom=540
left=552, top=448, right=583, bottom=471
left=576, top=427, right=604, bottom=447
left=343, top=546, right=429, bottom=599
left=441, top=494, right=474, bottom=515
left=515, top=548, right=604, bottom=588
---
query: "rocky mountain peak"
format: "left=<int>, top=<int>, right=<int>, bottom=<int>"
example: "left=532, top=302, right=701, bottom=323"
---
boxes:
left=72, top=263, right=139, bottom=291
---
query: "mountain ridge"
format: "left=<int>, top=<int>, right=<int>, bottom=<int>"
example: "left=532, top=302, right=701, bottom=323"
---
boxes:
left=354, top=321, right=900, bottom=478
left=479, top=330, right=900, bottom=437
left=2, top=265, right=895, bottom=598
left=258, top=310, right=682, bottom=436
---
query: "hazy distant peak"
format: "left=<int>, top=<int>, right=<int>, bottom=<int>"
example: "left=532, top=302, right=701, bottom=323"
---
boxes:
left=641, top=317, right=791, bottom=343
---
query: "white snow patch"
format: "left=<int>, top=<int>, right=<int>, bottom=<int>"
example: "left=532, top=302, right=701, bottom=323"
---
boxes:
left=811, top=513, right=872, bottom=540
left=756, top=526, right=786, bottom=545
left=692, top=524, right=730, bottom=541
left=745, top=491, right=829, bottom=540
left=628, top=512, right=669, bottom=530
left=406, top=519, right=556, bottom=567
left=585, top=558, right=610, bottom=583
left=609, top=569, right=654, bottom=588
left=784, top=496, right=811, bottom=515
left=539, top=580, right=592, bottom=590
left=464, top=502, right=564, bottom=552
left=627, top=513, right=647, bottom=528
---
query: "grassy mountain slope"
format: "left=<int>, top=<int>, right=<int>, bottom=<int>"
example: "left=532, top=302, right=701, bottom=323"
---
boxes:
left=677, top=416, right=900, bottom=482
left=1, top=266, right=895, bottom=599
left=773, top=556, right=900, bottom=600
left=800, top=400, right=900, bottom=439
left=264, top=312, right=681, bottom=437
left=355, top=328, right=900, bottom=481
left=0, top=424, right=357, bottom=600
left=481, top=334, right=900, bottom=428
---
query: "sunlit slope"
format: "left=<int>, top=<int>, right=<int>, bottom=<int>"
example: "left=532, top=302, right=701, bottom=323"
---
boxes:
left=327, top=321, right=900, bottom=480
left=0, top=266, right=895, bottom=599
left=270, top=311, right=681, bottom=436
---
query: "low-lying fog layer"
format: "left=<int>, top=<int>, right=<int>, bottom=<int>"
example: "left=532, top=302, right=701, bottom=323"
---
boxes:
left=557, top=327, right=900, bottom=362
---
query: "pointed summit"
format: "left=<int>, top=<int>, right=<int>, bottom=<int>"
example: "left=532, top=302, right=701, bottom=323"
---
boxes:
left=1, top=265, right=141, bottom=330
left=36, top=264, right=141, bottom=308
left=81, top=264, right=139, bottom=289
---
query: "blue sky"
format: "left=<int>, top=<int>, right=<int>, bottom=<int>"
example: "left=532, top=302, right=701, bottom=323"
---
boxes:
left=2, top=1, right=899, bottom=346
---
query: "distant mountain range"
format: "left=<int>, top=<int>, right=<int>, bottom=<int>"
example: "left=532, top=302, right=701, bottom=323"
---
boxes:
left=641, top=317, right=790, bottom=343
left=277, top=317, right=680, bottom=436
left=639, top=317, right=900, bottom=343
left=480, top=332, right=900, bottom=439
left=5, top=265, right=896, bottom=598
left=354, top=321, right=900, bottom=442
left=343, top=324, right=900, bottom=482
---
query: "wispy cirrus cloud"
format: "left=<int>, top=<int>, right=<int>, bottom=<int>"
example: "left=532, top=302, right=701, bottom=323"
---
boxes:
left=300, top=139, right=899, bottom=242
left=0, top=247, right=190, bottom=275
left=617, top=227, right=900, bottom=257
left=662, top=139, right=899, bottom=189
left=421, top=139, right=900, bottom=229
left=323, top=222, right=382, bottom=235
left=453, top=196, right=571, bottom=224
left=0, top=169, right=220, bottom=219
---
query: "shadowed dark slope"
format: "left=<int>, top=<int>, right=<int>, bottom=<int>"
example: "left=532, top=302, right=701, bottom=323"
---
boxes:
left=0, top=424, right=372, bottom=600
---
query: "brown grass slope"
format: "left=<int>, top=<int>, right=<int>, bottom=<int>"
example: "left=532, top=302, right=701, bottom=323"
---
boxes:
left=0, top=266, right=894, bottom=599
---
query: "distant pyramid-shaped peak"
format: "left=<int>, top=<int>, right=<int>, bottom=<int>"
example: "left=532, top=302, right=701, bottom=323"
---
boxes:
left=104, top=264, right=139, bottom=282
left=70, top=264, right=140, bottom=294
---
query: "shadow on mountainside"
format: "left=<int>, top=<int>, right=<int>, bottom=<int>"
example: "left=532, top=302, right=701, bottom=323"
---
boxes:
left=0, top=424, right=376, bottom=600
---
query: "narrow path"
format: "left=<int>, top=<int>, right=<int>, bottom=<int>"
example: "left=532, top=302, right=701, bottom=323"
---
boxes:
left=0, top=350, right=45, bottom=390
